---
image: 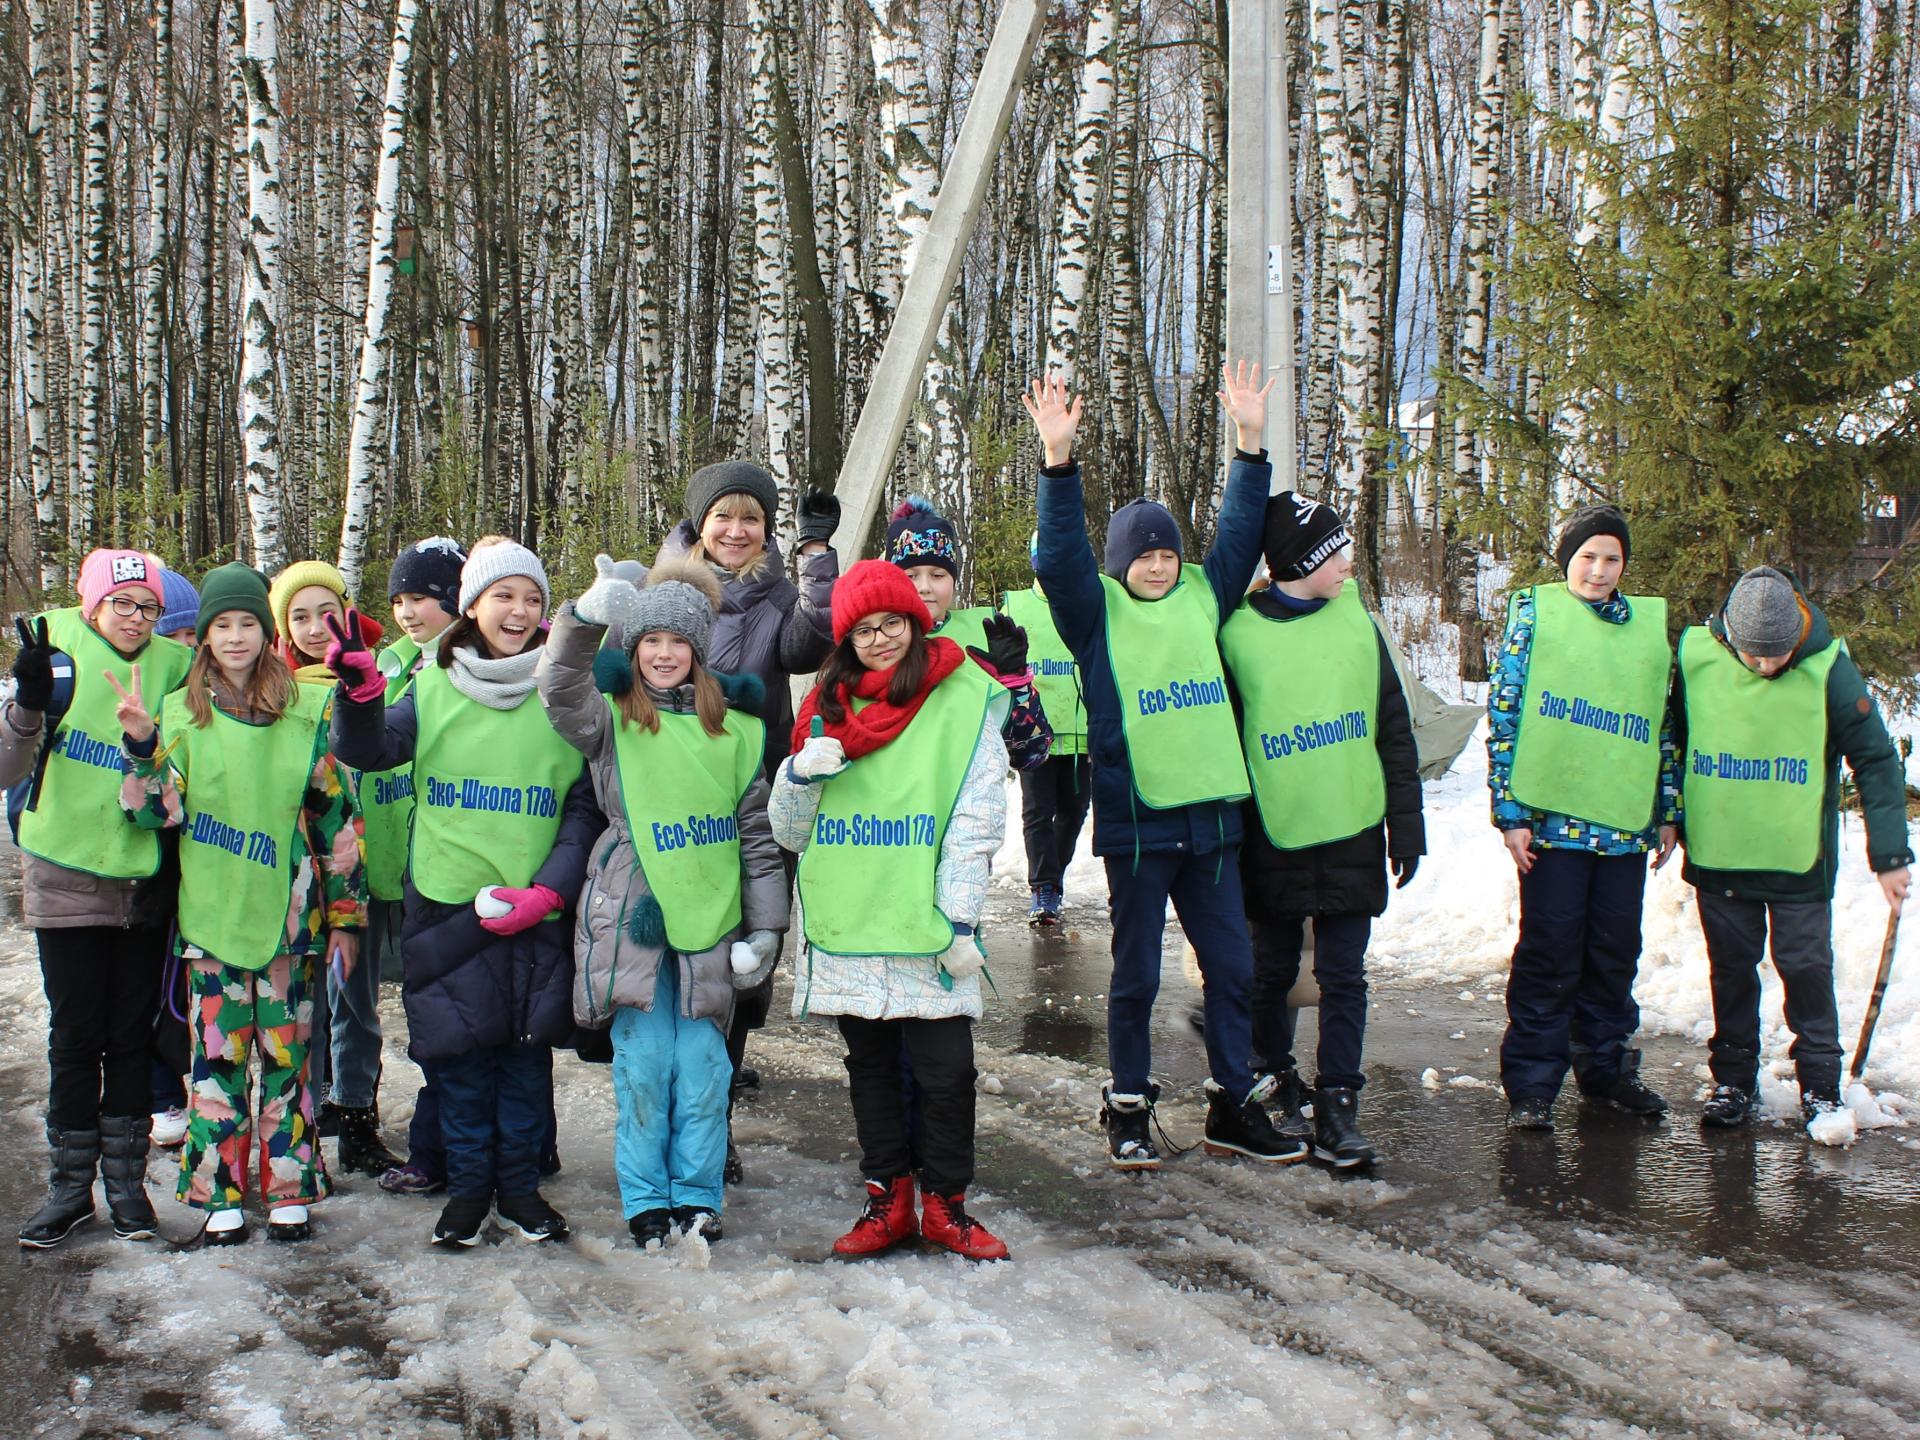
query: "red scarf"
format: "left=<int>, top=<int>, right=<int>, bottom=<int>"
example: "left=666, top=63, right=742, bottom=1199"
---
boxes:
left=792, top=638, right=969, bottom=761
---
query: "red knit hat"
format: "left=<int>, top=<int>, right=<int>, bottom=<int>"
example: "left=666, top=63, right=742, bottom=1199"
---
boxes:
left=831, top=558, right=932, bottom=643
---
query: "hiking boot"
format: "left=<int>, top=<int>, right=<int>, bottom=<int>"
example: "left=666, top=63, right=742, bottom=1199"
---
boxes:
left=832, top=1176, right=918, bottom=1257
left=99, top=1115, right=159, bottom=1240
left=671, top=1206, right=723, bottom=1243
left=17, top=1125, right=98, bottom=1249
left=1579, top=1051, right=1668, bottom=1119
left=919, top=1191, right=1009, bottom=1261
left=628, top=1208, right=673, bottom=1249
left=1266, top=1069, right=1316, bottom=1145
left=1028, top=886, right=1062, bottom=927
left=496, top=1192, right=569, bottom=1243
left=1701, top=1085, right=1759, bottom=1128
left=431, top=1195, right=491, bottom=1248
left=1203, top=1080, right=1308, bottom=1163
left=1507, top=1096, right=1556, bottom=1130
left=1310, top=1086, right=1377, bottom=1170
left=1100, top=1085, right=1162, bottom=1170
left=336, top=1104, right=403, bottom=1177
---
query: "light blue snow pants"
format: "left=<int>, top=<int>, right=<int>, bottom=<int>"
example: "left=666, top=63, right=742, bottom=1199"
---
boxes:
left=610, top=959, right=730, bottom=1218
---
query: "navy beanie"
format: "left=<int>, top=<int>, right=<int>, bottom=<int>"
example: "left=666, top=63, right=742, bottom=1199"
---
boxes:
left=1103, top=499, right=1184, bottom=581
left=389, top=536, right=468, bottom=617
left=886, top=495, right=961, bottom=578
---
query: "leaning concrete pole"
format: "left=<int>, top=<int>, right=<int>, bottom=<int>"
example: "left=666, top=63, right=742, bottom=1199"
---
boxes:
left=1224, top=0, right=1298, bottom=496
left=828, top=0, right=1051, bottom=559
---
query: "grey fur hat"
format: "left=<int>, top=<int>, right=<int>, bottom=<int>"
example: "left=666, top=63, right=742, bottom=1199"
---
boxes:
left=627, top=554, right=724, bottom=663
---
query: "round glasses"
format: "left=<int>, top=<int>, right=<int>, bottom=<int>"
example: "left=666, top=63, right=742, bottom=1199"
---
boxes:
left=848, top=614, right=911, bottom=648
left=107, top=596, right=162, bottom=621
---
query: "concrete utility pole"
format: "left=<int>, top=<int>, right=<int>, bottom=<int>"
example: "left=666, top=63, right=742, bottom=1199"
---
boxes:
left=1224, top=0, right=1298, bottom=495
left=828, top=0, right=1051, bottom=560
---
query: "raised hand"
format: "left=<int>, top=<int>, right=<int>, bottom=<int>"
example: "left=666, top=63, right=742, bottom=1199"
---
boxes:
left=1216, top=359, right=1279, bottom=453
left=1021, top=375, right=1084, bottom=467
left=573, top=553, right=644, bottom=632
left=103, top=664, right=155, bottom=744
left=967, top=613, right=1029, bottom=680
left=11, top=617, right=57, bottom=713
left=323, top=610, right=385, bottom=703
left=796, top=488, right=842, bottom=547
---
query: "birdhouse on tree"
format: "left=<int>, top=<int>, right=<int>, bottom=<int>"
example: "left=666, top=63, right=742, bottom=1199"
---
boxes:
left=394, top=223, right=418, bottom=277
left=464, top=318, right=486, bottom=349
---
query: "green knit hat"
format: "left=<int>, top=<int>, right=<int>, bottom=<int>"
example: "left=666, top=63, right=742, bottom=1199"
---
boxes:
left=195, top=562, right=277, bottom=643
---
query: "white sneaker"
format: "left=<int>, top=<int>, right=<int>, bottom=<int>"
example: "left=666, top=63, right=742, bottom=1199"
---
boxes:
left=151, top=1107, right=188, bottom=1148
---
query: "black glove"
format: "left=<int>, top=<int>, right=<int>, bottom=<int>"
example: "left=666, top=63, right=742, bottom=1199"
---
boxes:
left=1391, top=855, right=1419, bottom=889
left=11, top=617, right=55, bottom=713
left=796, top=488, right=841, bottom=545
left=967, top=613, right=1029, bottom=679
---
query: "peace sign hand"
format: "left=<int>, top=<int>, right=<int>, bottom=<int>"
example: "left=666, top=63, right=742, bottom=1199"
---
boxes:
left=104, top=664, right=155, bottom=744
left=323, top=610, right=385, bottom=703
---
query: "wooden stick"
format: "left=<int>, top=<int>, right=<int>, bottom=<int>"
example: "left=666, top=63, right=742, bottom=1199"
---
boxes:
left=1849, top=908, right=1902, bottom=1082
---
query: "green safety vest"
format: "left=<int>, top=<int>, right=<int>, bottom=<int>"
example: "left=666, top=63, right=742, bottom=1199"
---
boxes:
left=1100, top=566, right=1248, bottom=809
left=1507, top=584, right=1671, bottom=833
left=607, top=703, right=766, bottom=952
left=930, top=606, right=992, bottom=655
left=354, top=635, right=424, bottom=901
left=1679, top=627, right=1838, bottom=873
left=18, top=608, right=193, bottom=879
left=798, top=659, right=997, bottom=957
left=408, top=664, right=586, bottom=905
left=162, top=685, right=330, bottom=971
left=1220, top=582, right=1386, bottom=850
left=1004, top=586, right=1086, bottom=754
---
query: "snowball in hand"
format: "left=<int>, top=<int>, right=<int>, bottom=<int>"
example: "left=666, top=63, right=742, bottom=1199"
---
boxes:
left=474, top=886, right=516, bottom=921
left=730, top=941, right=758, bottom=976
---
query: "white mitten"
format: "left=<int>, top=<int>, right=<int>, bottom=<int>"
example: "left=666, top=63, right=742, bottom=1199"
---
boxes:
left=939, top=929, right=985, bottom=981
left=474, top=886, right=514, bottom=921
left=572, top=553, right=644, bottom=631
left=788, top=734, right=848, bottom=783
left=730, top=930, right=780, bottom=990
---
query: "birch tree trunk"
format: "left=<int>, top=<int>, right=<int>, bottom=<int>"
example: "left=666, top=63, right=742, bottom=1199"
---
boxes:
left=1044, top=0, right=1117, bottom=381
left=826, top=0, right=878, bottom=380
left=338, top=0, right=420, bottom=591
left=530, top=0, right=587, bottom=544
left=618, top=0, right=671, bottom=497
left=141, top=0, right=174, bottom=486
left=310, top=4, right=339, bottom=496
left=74, top=0, right=111, bottom=548
left=22, top=0, right=59, bottom=589
left=747, top=0, right=798, bottom=497
left=239, top=0, right=287, bottom=569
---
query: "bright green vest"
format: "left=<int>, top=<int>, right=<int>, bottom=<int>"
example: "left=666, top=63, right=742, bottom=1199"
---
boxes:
left=162, top=685, right=330, bottom=971
left=798, top=659, right=997, bottom=957
left=607, top=703, right=766, bottom=952
left=1221, top=582, right=1386, bottom=850
left=354, top=635, right=424, bottom=901
left=408, top=664, right=586, bottom=904
left=1679, top=627, right=1838, bottom=873
left=1507, top=584, right=1671, bottom=833
left=930, top=606, right=992, bottom=655
left=1099, top=566, right=1248, bottom=809
left=1004, top=586, right=1086, bottom=754
left=18, top=608, right=193, bottom=879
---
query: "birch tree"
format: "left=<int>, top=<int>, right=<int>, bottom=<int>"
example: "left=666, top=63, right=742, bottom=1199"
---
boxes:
left=73, top=0, right=110, bottom=546
left=21, top=0, right=59, bottom=588
left=1044, top=0, right=1118, bottom=381
left=239, top=0, right=288, bottom=569
left=747, top=0, right=798, bottom=493
left=338, top=0, right=421, bottom=591
left=140, top=0, right=174, bottom=485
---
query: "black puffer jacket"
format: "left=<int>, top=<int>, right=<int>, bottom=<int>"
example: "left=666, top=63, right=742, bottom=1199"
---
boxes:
left=1234, top=593, right=1425, bottom=920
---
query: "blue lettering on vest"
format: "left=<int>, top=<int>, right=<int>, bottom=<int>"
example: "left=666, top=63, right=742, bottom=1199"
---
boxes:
left=1692, top=751, right=1809, bottom=786
left=813, top=812, right=938, bottom=847
left=1259, top=709, right=1370, bottom=760
left=188, top=809, right=277, bottom=868
left=1137, top=678, right=1225, bottom=716
left=1537, top=689, right=1651, bottom=745
left=1036, top=657, right=1075, bottom=677
left=53, top=726, right=126, bottom=773
left=372, top=773, right=415, bottom=806
left=650, top=812, right=740, bottom=853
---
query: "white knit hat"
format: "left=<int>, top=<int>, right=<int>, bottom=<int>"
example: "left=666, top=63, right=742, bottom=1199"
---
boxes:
left=457, top=540, right=550, bottom=614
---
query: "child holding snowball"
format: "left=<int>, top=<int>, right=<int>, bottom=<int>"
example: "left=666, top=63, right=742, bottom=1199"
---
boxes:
left=535, top=554, right=788, bottom=1247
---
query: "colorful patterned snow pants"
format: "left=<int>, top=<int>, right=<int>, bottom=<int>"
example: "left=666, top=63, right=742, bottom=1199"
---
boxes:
left=178, top=952, right=329, bottom=1212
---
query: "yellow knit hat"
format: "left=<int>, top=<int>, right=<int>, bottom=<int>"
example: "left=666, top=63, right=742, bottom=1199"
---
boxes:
left=269, top=560, right=350, bottom=639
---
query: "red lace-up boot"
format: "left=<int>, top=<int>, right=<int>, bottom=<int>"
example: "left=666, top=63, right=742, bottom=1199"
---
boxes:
left=918, top=1190, right=1010, bottom=1261
left=831, top=1176, right=918, bottom=1257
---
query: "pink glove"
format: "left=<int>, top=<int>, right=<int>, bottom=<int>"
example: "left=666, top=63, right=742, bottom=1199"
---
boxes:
left=477, top=883, right=564, bottom=936
left=323, top=610, right=385, bottom=703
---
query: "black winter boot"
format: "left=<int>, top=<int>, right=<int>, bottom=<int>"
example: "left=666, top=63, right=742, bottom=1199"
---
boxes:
left=1579, top=1048, right=1669, bottom=1118
left=336, top=1104, right=403, bottom=1177
left=1202, top=1081, right=1308, bottom=1163
left=496, top=1192, right=569, bottom=1243
left=1100, top=1085, right=1162, bottom=1170
left=1506, top=1096, right=1556, bottom=1130
left=1267, top=1069, right=1315, bottom=1146
left=98, top=1115, right=159, bottom=1240
left=1310, top=1087, right=1377, bottom=1170
left=1700, top=1085, right=1759, bottom=1128
left=18, top=1125, right=99, bottom=1249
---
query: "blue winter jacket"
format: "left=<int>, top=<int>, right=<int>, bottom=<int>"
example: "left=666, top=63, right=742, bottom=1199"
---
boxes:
left=331, top=684, right=602, bottom=1061
left=1033, top=453, right=1271, bottom=859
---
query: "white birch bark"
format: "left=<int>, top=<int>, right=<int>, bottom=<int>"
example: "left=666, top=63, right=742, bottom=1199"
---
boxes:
left=1452, top=0, right=1509, bottom=498
left=747, top=0, right=797, bottom=492
left=239, top=0, right=287, bottom=569
left=311, top=4, right=339, bottom=487
left=1044, top=0, right=1118, bottom=382
left=618, top=0, right=671, bottom=489
left=826, top=0, right=878, bottom=364
left=529, top=0, right=588, bottom=543
left=337, top=0, right=420, bottom=592
left=74, top=0, right=111, bottom=546
left=141, top=0, right=174, bottom=482
left=22, top=0, right=58, bottom=589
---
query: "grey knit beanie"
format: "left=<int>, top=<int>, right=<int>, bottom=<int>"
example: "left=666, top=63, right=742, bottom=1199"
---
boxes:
left=685, top=461, right=779, bottom=530
left=457, top=540, right=550, bottom=614
left=627, top=555, right=723, bottom=663
left=1722, top=566, right=1804, bottom=659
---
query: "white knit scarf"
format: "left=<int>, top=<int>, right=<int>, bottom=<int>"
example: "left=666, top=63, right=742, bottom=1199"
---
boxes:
left=445, top=643, right=541, bottom=710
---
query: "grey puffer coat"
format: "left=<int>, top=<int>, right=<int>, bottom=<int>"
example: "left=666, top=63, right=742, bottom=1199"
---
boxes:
left=536, top=604, right=790, bottom=1032
left=650, top=523, right=838, bottom=776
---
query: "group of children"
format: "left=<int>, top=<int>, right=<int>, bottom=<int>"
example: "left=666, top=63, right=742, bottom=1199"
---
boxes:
left=6, top=365, right=1908, bottom=1264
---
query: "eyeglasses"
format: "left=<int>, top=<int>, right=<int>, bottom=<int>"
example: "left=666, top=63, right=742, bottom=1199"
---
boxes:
left=107, top=596, right=162, bottom=621
left=848, top=614, right=911, bottom=648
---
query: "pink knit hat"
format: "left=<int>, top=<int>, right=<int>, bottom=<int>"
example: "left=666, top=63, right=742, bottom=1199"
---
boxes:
left=76, top=549, right=167, bottom=615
